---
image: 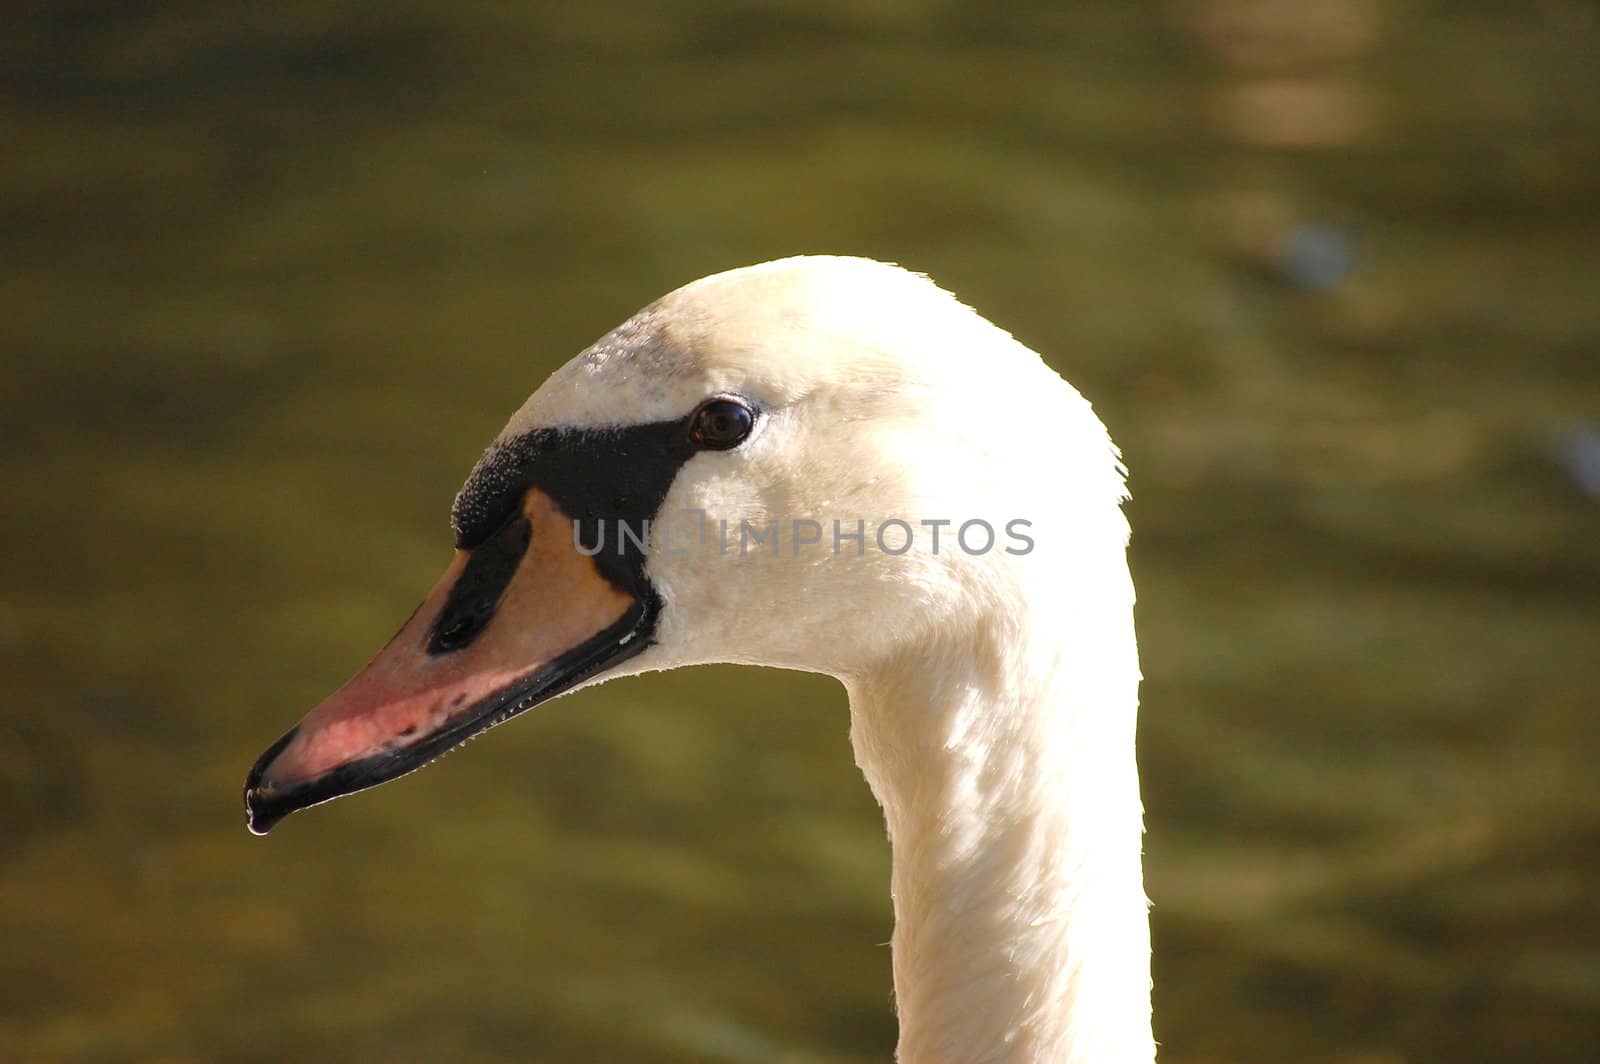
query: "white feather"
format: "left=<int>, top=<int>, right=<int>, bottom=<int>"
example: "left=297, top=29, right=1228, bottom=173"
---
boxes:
left=492, top=256, right=1151, bottom=1063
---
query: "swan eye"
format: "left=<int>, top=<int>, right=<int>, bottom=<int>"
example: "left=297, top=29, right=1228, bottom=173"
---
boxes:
left=688, top=397, right=754, bottom=451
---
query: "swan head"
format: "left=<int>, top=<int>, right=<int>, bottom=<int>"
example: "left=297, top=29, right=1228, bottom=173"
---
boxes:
left=245, top=255, right=1129, bottom=833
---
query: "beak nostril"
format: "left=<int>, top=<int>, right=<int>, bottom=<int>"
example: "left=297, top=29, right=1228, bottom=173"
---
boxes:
left=428, top=513, right=532, bottom=656
left=432, top=615, right=482, bottom=653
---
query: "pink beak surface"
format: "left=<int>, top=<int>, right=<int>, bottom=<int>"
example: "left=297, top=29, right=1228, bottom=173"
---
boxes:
left=245, top=488, right=648, bottom=834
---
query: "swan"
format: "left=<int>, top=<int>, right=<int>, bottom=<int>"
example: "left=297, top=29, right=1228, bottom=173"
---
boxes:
left=245, top=256, right=1152, bottom=1063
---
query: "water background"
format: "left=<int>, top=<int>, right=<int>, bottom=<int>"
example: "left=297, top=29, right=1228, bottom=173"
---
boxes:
left=3, top=3, right=1598, bottom=1060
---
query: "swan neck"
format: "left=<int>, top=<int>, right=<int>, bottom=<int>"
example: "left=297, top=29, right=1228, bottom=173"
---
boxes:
left=847, top=595, right=1151, bottom=1064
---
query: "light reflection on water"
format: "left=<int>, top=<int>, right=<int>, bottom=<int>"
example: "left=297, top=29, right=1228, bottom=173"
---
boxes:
left=2, top=3, right=1597, bottom=1061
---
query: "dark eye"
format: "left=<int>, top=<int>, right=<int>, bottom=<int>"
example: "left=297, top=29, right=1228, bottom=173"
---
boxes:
left=688, top=397, right=755, bottom=451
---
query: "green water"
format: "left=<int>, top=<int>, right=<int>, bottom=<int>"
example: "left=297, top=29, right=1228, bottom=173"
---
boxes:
left=4, top=3, right=1598, bottom=1060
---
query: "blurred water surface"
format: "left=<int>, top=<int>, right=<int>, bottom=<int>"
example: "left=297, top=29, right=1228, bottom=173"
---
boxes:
left=3, top=3, right=1598, bottom=1061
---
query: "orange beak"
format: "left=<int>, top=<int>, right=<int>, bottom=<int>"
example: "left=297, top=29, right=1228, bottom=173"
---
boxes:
left=244, top=487, right=651, bottom=834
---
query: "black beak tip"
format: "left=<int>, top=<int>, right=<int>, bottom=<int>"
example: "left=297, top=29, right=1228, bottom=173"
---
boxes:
left=244, top=787, right=288, bottom=836
left=244, top=726, right=300, bottom=837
